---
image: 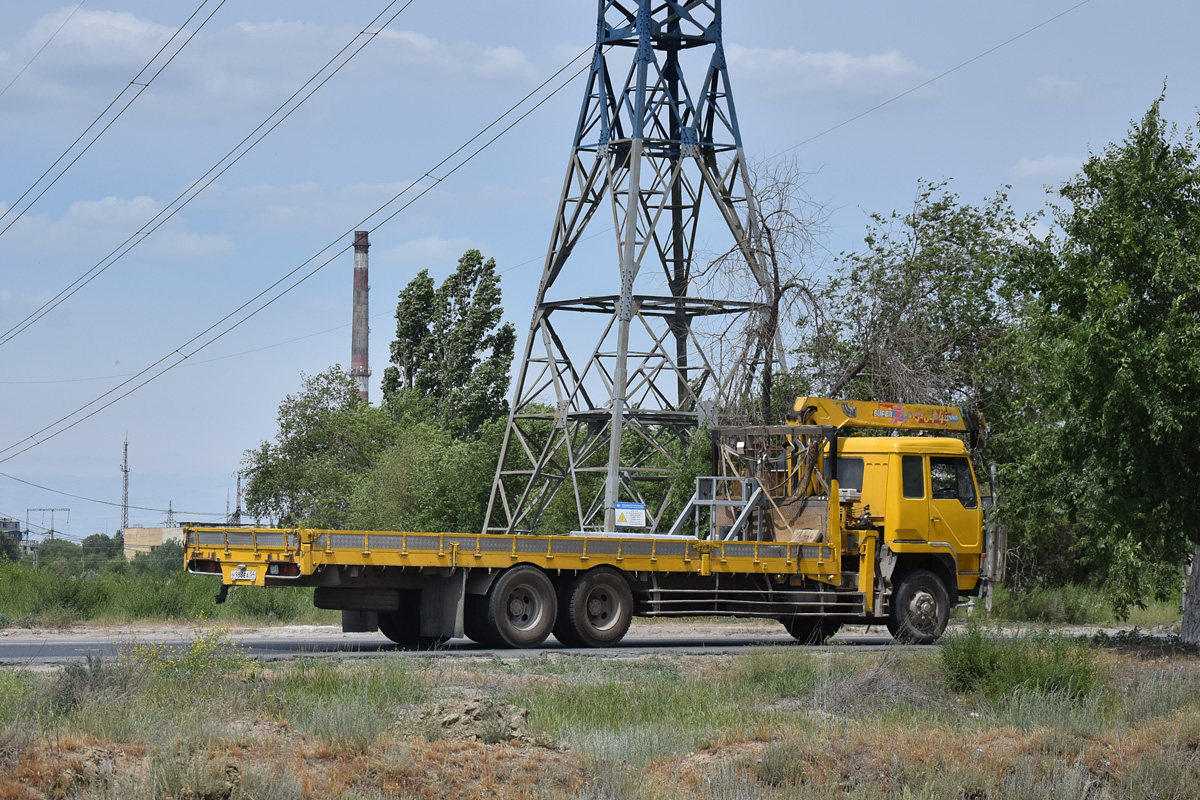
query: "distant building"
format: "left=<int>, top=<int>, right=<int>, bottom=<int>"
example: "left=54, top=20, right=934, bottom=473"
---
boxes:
left=19, top=539, right=38, bottom=561
left=123, top=527, right=184, bottom=560
left=2, top=518, right=26, bottom=558
left=2, top=519, right=36, bottom=561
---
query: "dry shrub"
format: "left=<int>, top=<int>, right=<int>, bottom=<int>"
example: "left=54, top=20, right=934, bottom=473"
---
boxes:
left=1121, top=665, right=1200, bottom=722
left=813, top=657, right=944, bottom=718
left=291, top=699, right=390, bottom=757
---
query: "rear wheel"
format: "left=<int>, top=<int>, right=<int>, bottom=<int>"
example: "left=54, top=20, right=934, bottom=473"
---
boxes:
left=484, top=565, right=557, bottom=648
left=558, top=567, right=633, bottom=648
left=781, top=616, right=842, bottom=644
left=887, top=569, right=950, bottom=644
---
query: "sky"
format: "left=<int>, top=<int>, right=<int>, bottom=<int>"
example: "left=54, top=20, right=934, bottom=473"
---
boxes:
left=1, top=0, right=1196, bottom=539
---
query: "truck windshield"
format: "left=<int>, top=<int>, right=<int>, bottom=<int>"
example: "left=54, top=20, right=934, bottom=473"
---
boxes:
left=930, top=456, right=977, bottom=508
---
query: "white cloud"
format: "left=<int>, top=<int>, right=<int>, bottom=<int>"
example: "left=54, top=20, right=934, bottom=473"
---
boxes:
left=229, top=180, right=425, bottom=231
left=726, top=45, right=930, bottom=95
left=375, top=31, right=537, bottom=82
left=1, top=10, right=537, bottom=118
left=0, top=195, right=232, bottom=257
left=1012, top=154, right=1082, bottom=183
left=383, top=236, right=487, bottom=266
left=0, top=9, right=174, bottom=106
left=20, top=8, right=173, bottom=58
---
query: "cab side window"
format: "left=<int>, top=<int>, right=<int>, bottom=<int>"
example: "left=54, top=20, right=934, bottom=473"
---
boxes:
left=929, top=456, right=978, bottom=508
left=836, top=457, right=864, bottom=492
left=902, top=455, right=924, bottom=498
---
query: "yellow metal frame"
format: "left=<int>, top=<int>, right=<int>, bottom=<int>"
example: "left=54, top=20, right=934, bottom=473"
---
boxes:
left=185, top=527, right=847, bottom=588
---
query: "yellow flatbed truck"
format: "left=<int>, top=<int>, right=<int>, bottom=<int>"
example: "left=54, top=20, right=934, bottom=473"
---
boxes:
left=185, top=398, right=1003, bottom=647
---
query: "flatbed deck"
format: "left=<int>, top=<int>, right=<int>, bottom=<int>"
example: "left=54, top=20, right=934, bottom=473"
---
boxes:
left=185, top=527, right=844, bottom=586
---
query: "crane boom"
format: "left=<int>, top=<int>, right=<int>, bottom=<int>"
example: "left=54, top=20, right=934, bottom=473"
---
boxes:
left=793, top=396, right=987, bottom=446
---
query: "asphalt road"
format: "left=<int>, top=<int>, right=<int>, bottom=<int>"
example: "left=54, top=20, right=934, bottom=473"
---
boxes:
left=0, top=624, right=909, bottom=667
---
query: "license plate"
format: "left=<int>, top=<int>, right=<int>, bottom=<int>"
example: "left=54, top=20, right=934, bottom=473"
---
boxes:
left=230, top=568, right=257, bottom=581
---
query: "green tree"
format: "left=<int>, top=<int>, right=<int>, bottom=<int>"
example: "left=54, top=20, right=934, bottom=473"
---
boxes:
left=347, top=419, right=507, bottom=534
left=81, top=533, right=121, bottom=557
left=243, top=366, right=397, bottom=528
left=1010, top=96, right=1200, bottom=634
left=809, top=180, right=1037, bottom=413
left=130, top=539, right=184, bottom=578
left=37, top=538, right=82, bottom=572
left=0, top=533, right=18, bottom=563
left=381, top=250, right=516, bottom=438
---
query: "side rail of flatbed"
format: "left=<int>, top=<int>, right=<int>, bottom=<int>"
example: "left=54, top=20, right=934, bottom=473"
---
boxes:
left=184, top=527, right=846, bottom=587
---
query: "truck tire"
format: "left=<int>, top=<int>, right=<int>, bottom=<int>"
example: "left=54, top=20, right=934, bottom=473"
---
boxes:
left=377, top=590, right=422, bottom=648
left=558, top=567, right=633, bottom=648
left=887, top=569, right=950, bottom=644
left=552, top=581, right=585, bottom=647
left=781, top=616, right=841, bottom=644
left=464, top=595, right=495, bottom=647
left=484, top=565, right=557, bottom=648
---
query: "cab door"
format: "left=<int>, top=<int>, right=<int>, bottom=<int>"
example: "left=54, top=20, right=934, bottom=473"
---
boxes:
left=928, top=456, right=981, bottom=551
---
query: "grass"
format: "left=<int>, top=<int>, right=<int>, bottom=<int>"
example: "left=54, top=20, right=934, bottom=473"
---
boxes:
left=0, top=559, right=339, bottom=628
left=940, top=624, right=1104, bottom=697
left=986, top=582, right=1182, bottom=628
left=4, top=626, right=1200, bottom=798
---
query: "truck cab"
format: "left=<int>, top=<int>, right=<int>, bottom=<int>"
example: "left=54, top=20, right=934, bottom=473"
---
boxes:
left=838, top=436, right=985, bottom=595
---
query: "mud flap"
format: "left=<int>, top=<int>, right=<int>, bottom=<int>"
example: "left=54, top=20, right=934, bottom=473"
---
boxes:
left=420, top=569, right=466, bottom=640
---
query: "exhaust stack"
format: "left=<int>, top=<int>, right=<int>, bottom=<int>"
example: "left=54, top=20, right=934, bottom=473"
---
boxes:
left=351, top=230, right=370, bottom=402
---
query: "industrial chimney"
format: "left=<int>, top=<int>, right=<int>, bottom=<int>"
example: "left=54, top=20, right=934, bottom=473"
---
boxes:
left=351, top=230, right=370, bottom=402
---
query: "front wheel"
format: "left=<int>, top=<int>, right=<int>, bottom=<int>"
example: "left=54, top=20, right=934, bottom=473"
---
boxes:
left=484, top=565, right=557, bottom=648
left=887, top=569, right=950, bottom=644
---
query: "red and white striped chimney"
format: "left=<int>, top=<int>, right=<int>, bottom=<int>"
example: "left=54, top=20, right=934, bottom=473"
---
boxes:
left=351, top=230, right=371, bottom=402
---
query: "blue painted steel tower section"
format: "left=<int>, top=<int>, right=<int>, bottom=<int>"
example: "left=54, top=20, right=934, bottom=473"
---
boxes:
left=486, top=0, right=772, bottom=535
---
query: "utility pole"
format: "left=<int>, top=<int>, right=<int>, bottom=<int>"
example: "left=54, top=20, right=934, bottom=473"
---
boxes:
left=26, top=507, right=69, bottom=539
left=120, top=436, right=130, bottom=531
left=485, top=0, right=770, bottom=534
left=233, top=472, right=243, bottom=525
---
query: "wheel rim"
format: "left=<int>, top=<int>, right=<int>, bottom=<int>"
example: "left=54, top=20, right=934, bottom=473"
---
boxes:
left=907, top=588, right=938, bottom=631
left=504, top=582, right=546, bottom=632
left=584, top=586, right=620, bottom=632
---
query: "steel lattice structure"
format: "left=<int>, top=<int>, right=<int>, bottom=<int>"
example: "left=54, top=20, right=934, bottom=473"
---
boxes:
left=485, top=0, right=772, bottom=535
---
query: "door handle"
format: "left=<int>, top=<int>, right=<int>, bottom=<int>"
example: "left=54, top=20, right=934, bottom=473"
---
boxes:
left=930, top=517, right=941, bottom=522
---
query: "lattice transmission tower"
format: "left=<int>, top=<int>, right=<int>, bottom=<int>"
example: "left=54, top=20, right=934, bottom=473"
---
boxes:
left=486, top=0, right=773, bottom=535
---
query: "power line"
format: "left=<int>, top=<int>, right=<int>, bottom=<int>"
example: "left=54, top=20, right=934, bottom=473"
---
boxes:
left=0, top=221, right=598, bottom=387
left=0, top=470, right=223, bottom=517
left=1, top=225, right=591, bottom=388
left=773, top=0, right=1094, bottom=159
left=0, top=0, right=420, bottom=350
left=0, top=0, right=87, bottom=102
left=0, top=312, right=391, bottom=385
left=0, top=0, right=227, bottom=240
left=0, top=46, right=594, bottom=474
left=1, top=218, right=584, bottom=387
left=0, top=508, right=52, bottom=535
